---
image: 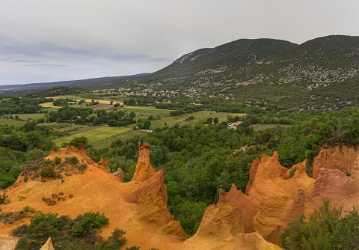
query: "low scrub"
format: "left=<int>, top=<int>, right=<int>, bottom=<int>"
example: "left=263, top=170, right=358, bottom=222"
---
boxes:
left=13, top=212, right=137, bottom=250
left=282, top=201, right=359, bottom=250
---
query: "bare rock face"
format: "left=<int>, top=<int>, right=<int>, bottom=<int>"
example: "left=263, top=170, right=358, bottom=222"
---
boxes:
left=126, top=144, right=186, bottom=239
left=0, top=236, right=18, bottom=250
left=246, top=153, right=314, bottom=242
left=40, top=238, right=55, bottom=250
left=307, top=145, right=359, bottom=215
left=195, top=184, right=256, bottom=239
left=245, top=146, right=359, bottom=244
left=312, top=146, right=359, bottom=178
left=185, top=185, right=277, bottom=250
left=234, top=232, right=282, bottom=250
left=132, top=144, right=156, bottom=182
left=7, top=144, right=359, bottom=250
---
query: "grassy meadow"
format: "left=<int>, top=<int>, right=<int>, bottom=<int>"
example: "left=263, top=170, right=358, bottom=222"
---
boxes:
left=0, top=95, right=246, bottom=149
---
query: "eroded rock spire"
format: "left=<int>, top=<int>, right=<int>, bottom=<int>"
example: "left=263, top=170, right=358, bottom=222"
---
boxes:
left=132, top=143, right=156, bottom=182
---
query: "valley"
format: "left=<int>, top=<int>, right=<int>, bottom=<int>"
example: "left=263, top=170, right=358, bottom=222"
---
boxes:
left=1, top=35, right=359, bottom=250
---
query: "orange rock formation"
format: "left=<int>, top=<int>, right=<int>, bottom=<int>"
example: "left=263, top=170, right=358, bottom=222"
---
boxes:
left=184, top=185, right=260, bottom=250
left=5, top=144, right=359, bottom=249
left=0, top=236, right=17, bottom=250
left=40, top=238, right=55, bottom=250
left=308, top=145, right=359, bottom=215
left=131, top=144, right=156, bottom=182
left=0, top=145, right=184, bottom=249
left=234, top=232, right=282, bottom=250
left=246, top=153, right=314, bottom=242
left=241, top=145, right=359, bottom=244
left=312, top=145, right=359, bottom=178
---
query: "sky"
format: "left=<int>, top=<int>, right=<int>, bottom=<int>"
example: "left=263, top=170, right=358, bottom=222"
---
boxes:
left=0, top=0, right=358, bottom=85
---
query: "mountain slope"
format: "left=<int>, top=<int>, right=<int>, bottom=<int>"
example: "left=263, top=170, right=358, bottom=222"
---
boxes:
left=147, top=35, right=359, bottom=86
left=2, top=35, right=359, bottom=111
left=153, top=38, right=297, bottom=79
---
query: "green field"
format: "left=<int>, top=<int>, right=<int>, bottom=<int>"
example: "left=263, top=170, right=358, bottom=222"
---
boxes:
left=0, top=113, right=47, bottom=126
left=151, top=111, right=245, bottom=128
left=27, top=101, right=246, bottom=149
left=41, top=122, right=91, bottom=134
left=0, top=118, right=26, bottom=127
left=50, top=110, right=245, bottom=148
left=251, top=124, right=290, bottom=131
left=122, top=105, right=172, bottom=118
left=14, top=113, right=46, bottom=120
left=40, top=102, right=61, bottom=110
left=54, top=126, right=132, bottom=148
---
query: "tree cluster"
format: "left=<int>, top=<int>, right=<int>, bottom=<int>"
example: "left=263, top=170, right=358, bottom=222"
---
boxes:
left=47, top=107, right=136, bottom=127
left=13, top=212, right=138, bottom=250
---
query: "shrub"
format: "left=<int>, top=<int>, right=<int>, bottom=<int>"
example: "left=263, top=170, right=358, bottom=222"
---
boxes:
left=66, top=156, right=79, bottom=165
left=69, top=137, right=89, bottom=148
left=14, top=212, right=127, bottom=250
left=71, top=212, right=109, bottom=237
left=0, top=192, right=9, bottom=204
left=40, top=165, right=56, bottom=178
left=54, top=157, right=62, bottom=165
left=281, top=201, right=359, bottom=250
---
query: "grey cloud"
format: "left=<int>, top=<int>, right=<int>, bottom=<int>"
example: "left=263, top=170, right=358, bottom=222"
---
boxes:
left=0, top=0, right=358, bottom=84
left=0, top=38, right=168, bottom=63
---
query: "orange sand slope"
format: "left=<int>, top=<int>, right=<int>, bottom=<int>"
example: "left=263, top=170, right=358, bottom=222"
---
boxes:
left=3, top=145, right=359, bottom=249
left=0, top=236, right=17, bottom=250
left=0, top=145, right=185, bottom=250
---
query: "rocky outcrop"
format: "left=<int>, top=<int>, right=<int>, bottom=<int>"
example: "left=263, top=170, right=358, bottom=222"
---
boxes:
left=126, top=144, right=186, bottom=239
left=244, top=145, right=359, bottom=243
left=7, top=144, right=359, bottom=250
left=185, top=185, right=277, bottom=250
left=234, top=232, right=282, bottom=250
left=132, top=144, right=156, bottom=182
left=0, top=236, right=17, bottom=250
left=195, top=184, right=256, bottom=239
left=0, top=145, right=186, bottom=249
left=40, top=238, right=54, bottom=250
left=306, top=145, right=359, bottom=215
left=312, top=146, right=359, bottom=178
left=246, top=153, right=314, bottom=242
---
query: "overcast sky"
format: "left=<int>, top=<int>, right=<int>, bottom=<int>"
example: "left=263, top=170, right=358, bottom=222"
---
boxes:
left=1, top=0, right=358, bottom=85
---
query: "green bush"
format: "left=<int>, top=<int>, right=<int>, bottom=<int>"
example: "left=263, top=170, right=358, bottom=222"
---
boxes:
left=40, top=165, right=56, bottom=178
left=282, top=201, right=359, bottom=250
left=14, top=212, right=129, bottom=250
left=71, top=213, right=109, bottom=237
left=69, top=137, right=89, bottom=149
left=66, top=156, right=79, bottom=165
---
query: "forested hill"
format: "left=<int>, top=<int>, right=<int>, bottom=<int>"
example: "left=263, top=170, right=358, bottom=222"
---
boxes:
left=2, top=35, right=359, bottom=111
left=148, top=35, right=359, bottom=86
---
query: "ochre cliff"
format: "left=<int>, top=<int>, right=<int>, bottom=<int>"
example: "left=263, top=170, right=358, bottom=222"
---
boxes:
left=243, top=145, right=359, bottom=244
left=124, top=144, right=185, bottom=238
left=307, top=145, right=359, bottom=215
left=0, top=145, right=184, bottom=250
left=246, top=153, right=314, bottom=242
left=183, top=184, right=262, bottom=250
left=312, top=145, right=359, bottom=178
left=4, top=144, right=359, bottom=249
left=131, top=144, right=157, bottom=182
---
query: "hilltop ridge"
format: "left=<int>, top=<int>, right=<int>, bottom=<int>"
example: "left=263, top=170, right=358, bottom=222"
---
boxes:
left=3, top=35, right=359, bottom=111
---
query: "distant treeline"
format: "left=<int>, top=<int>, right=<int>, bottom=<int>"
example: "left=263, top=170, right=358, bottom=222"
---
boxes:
left=47, top=107, right=136, bottom=127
